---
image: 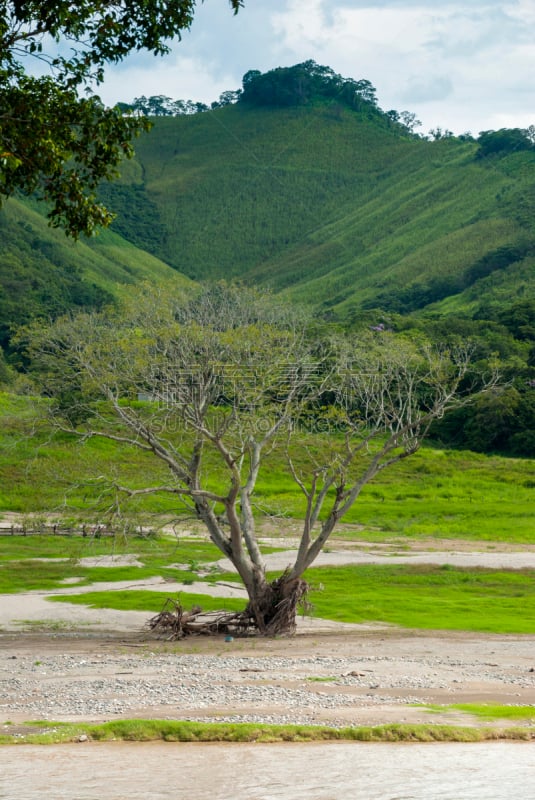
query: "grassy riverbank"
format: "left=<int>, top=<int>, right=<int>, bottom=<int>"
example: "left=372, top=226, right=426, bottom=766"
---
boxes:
left=46, top=562, right=535, bottom=634
left=2, top=531, right=535, bottom=634
left=1, top=718, right=534, bottom=746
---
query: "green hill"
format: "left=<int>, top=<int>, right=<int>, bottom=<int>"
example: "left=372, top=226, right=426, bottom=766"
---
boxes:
left=1, top=63, right=533, bottom=455
left=0, top=194, right=190, bottom=352
left=101, top=68, right=534, bottom=322
left=95, top=64, right=534, bottom=457
left=3, top=62, right=533, bottom=332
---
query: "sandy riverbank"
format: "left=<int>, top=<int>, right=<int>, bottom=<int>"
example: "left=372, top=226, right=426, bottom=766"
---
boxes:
left=1, top=542, right=535, bottom=733
left=1, top=619, right=535, bottom=732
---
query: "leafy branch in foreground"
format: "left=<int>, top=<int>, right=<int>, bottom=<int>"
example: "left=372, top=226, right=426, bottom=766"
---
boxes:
left=26, top=283, right=498, bottom=634
left=0, top=1, right=242, bottom=236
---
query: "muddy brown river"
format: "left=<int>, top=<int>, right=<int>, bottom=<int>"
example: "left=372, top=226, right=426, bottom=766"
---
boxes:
left=1, top=742, right=534, bottom=799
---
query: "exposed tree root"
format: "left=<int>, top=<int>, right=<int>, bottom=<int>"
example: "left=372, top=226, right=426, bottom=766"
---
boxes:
left=248, top=574, right=311, bottom=635
left=147, top=577, right=311, bottom=639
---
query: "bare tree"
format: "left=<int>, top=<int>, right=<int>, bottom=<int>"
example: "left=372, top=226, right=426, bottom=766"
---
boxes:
left=28, top=284, right=495, bottom=634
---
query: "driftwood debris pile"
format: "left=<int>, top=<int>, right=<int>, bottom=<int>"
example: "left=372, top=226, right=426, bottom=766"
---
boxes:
left=148, top=575, right=311, bottom=638
left=147, top=598, right=255, bottom=639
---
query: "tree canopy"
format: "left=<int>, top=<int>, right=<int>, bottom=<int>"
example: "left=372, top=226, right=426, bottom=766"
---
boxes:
left=26, top=283, right=494, bottom=634
left=0, top=1, right=242, bottom=236
left=239, top=60, right=379, bottom=111
left=476, top=127, right=535, bottom=158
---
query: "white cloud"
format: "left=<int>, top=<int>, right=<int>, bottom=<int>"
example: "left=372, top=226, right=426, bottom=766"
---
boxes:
left=402, top=76, right=454, bottom=104
left=98, top=54, right=237, bottom=106
left=94, top=0, right=534, bottom=134
left=268, top=1, right=535, bottom=132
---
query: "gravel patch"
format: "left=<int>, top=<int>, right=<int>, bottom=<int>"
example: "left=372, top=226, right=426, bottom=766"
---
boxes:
left=2, top=645, right=534, bottom=728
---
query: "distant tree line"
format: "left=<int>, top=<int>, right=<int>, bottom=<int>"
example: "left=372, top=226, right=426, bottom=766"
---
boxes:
left=122, top=90, right=242, bottom=117
left=121, top=62, right=535, bottom=152
left=476, top=127, right=535, bottom=158
left=122, top=61, right=422, bottom=137
left=407, top=302, right=535, bottom=457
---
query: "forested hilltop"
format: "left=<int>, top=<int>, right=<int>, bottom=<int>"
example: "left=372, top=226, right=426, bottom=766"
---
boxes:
left=1, top=62, right=533, bottom=455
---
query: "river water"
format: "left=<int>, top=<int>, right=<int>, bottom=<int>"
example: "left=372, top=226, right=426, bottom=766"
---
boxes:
left=0, top=741, right=533, bottom=799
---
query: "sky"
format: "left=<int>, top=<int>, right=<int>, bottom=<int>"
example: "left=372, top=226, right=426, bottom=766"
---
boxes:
left=94, top=0, right=535, bottom=136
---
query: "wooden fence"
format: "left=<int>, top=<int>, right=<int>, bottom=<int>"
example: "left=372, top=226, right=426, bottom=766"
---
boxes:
left=0, top=523, right=145, bottom=537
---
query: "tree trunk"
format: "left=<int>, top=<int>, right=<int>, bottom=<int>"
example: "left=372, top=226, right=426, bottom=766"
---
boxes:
left=198, top=502, right=308, bottom=635
left=245, top=571, right=309, bottom=635
left=148, top=572, right=309, bottom=639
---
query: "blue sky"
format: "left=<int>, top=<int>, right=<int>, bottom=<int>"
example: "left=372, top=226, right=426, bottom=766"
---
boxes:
left=96, top=0, right=535, bottom=135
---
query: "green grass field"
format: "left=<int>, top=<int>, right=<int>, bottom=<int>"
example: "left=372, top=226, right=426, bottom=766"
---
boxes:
left=2, top=524, right=534, bottom=633
left=0, top=534, right=235, bottom=593
left=44, top=564, right=535, bottom=634
left=303, top=564, right=535, bottom=633
left=1, top=391, right=533, bottom=544
left=418, top=704, right=535, bottom=721
left=0, top=533, right=222, bottom=565
left=2, top=387, right=534, bottom=636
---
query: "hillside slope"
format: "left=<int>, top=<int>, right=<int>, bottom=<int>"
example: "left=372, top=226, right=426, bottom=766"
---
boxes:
left=103, top=100, right=534, bottom=320
left=2, top=64, right=533, bottom=455
left=0, top=196, right=191, bottom=350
